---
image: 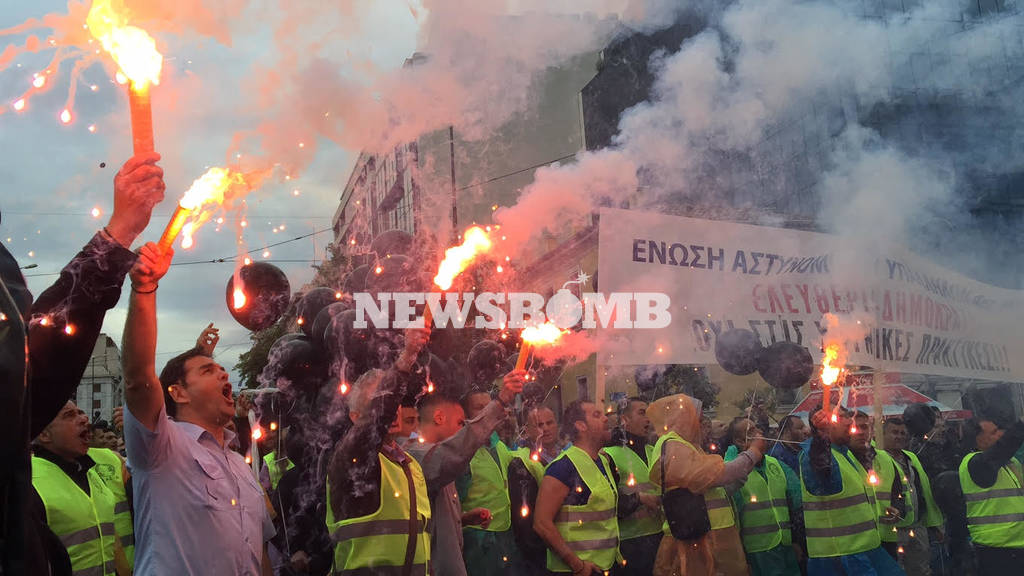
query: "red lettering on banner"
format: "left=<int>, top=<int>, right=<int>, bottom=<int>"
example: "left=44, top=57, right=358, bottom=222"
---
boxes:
left=780, top=284, right=799, bottom=314
left=752, top=285, right=768, bottom=313
left=894, top=291, right=906, bottom=324
left=767, top=287, right=785, bottom=313
left=814, top=285, right=830, bottom=314
left=831, top=287, right=844, bottom=313
left=796, top=284, right=812, bottom=313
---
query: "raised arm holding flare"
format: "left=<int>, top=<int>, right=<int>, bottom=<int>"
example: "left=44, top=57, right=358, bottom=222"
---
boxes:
left=121, top=244, right=275, bottom=576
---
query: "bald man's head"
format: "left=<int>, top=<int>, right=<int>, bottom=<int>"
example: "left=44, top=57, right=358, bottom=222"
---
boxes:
left=528, top=406, right=558, bottom=446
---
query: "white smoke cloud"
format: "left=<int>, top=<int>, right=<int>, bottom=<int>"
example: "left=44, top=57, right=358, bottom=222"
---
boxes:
left=495, top=0, right=1022, bottom=282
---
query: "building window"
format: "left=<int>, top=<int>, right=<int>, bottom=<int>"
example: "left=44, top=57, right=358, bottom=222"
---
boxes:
left=577, top=376, right=590, bottom=402
left=93, top=399, right=102, bottom=410
left=93, top=382, right=102, bottom=393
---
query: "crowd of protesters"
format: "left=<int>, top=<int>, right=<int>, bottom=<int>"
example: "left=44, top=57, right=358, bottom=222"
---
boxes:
left=3, top=153, right=1024, bottom=576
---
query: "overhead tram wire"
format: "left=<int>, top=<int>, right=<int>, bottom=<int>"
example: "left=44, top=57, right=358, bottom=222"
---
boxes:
left=20, top=150, right=588, bottom=278
left=455, top=152, right=577, bottom=192
left=22, top=227, right=334, bottom=278
left=2, top=211, right=332, bottom=219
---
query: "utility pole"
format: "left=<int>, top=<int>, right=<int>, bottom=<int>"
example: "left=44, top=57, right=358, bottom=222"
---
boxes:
left=449, top=125, right=458, bottom=242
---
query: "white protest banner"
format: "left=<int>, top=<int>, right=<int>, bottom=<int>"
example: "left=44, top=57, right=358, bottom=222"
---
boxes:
left=597, top=208, right=1024, bottom=383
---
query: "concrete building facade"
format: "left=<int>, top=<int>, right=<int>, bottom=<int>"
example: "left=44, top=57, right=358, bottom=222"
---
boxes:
left=74, top=334, right=123, bottom=424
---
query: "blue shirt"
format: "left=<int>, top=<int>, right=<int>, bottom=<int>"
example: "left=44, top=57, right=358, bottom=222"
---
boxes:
left=797, top=438, right=849, bottom=496
left=544, top=454, right=609, bottom=505
left=125, top=406, right=275, bottom=575
left=768, top=441, right=800, bottom=474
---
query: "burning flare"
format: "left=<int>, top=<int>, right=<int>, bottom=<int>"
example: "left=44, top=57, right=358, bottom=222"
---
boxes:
left=181, top=167, right=245, bottom=212
left=86, top=0, right=163, bottom=154
left=433, top=226, right=492, bottom=290
left=233, top=288, right=247, bottom=310
left=820, top=342, right=844, bottom=413
left=821, top=344, right=842, bottom=387
left=521, top=322, right=565, bottom=346
left=515, top=322, right=566, bottom=371
left=86, top=1, right=162, bottom=88
left=160, top=167, right=246, bottom=251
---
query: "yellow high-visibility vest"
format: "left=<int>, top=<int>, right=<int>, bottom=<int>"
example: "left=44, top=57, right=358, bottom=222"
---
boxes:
left=546, top=446, right=621, bottom=572
left=262, top=451, right=295, bottom=490
left=325, top=451, right=431, bottom=575
left=33, top=455, right=118, bottom=576
left=903, top=450, right=943, bottom=528
left=511, top=446, right=545, bottom=484
left=958, top=453, right=1024, bottom=548
left=800, top=447, right=881, bottom=558
left=603, top=444, right=663, bottom=539
left=462, top=443, right=514, bottom=532
left=872, top=449, right=913, bottom=542
left=737, top=455, right=792, bottom=553
left=88, top=448, right=134, bottom=567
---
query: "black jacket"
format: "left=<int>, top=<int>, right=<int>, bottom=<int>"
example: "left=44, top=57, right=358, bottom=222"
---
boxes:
left=0, top=231, right=135, bottom=575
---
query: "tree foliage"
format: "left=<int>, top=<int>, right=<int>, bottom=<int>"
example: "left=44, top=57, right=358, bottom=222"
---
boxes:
left=311, top=242, right=349, bottom=288
left=635, top=365, right=720, bottom=410
left=235, top=321, right=288, bottom=389
left=732, top=385, right=777, bottom=414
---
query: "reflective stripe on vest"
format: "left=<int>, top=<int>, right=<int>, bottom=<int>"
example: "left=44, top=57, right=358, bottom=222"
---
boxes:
left=32, top=456, right=118, bottom=576
left=70, top=560, right=118, bottom=576
left=872, top=450, right=913, bottom=542
left=650, top=432, right=736, bottom=530
left=87, top=448, right=134, bottom=567
left=326, top=451, right=431, bottom=573
left=332, top=565, right=428, bottom=576
left=602, top=445, right=664, bottom=539
left=738, top=456, right=792, bottom=553
left=958, top=453, right=1024, bottom=548
left=462, top=444, right=513, bottom=532
left=263, top=451, right=295, bottom=490
left=546, top=446, right=620, bottom=572
left=800, top=447, right=881, bottom=558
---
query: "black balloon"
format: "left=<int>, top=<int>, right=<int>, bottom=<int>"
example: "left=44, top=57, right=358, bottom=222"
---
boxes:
left=467, top=340, right=508, bottom=387
left=522, top=379, right=546, bottom=405
left=757, top=342, right=814, bottom=390
left=226, top=263, right=291, bottom=331
left=333, top=309, right=376, bottom=369
left=297, top=287, right=338, bottom=338
left=423, top=353, right=459, bottom=397
left=715, top=329, right=764, bottom=375
left=902, top=403, right=937, bottom=437
left=254, top=389, right=288, bottom=428
left=364, top=255, right=420, bottom=293
left=315, top=302, right=352, bottom=353
left=342, top=265, right=370, bottom=294
left=263, top=334, right=327, bottom=391
left=371, top=229, right=415, bottom=258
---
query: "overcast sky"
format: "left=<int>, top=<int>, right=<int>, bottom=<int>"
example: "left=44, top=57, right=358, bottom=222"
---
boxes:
left=1, top=1, right=418, bottom=384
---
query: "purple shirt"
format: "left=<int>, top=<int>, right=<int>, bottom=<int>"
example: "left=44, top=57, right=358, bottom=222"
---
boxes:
left=125, top=405, right=274, bottom=575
